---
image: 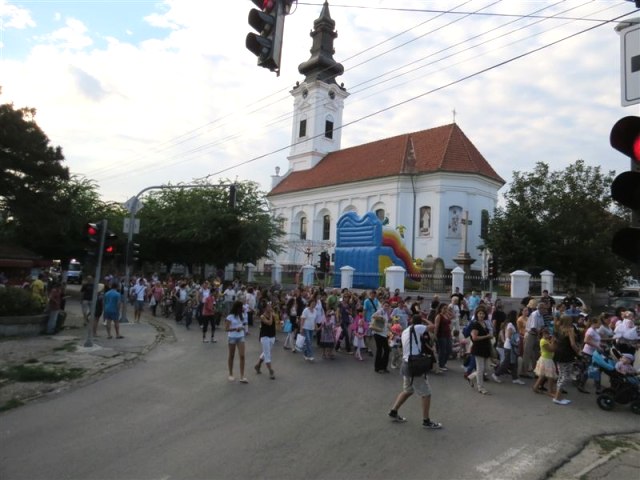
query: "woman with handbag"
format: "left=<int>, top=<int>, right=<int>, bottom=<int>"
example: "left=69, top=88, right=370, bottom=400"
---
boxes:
left=372, top=301, right=392, bottom=373
left=467, top=306, right=493, bottom=395
left=254, top=302, right=276, bottom=379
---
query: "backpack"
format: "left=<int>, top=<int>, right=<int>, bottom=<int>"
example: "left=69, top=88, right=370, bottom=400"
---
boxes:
left=462, top=322, right=473, bottom=338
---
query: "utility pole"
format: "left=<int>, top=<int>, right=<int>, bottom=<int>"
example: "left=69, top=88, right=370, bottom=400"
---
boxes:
left=121, top=183, right=238, bottom=322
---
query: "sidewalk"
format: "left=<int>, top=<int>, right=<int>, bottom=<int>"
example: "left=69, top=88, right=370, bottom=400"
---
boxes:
left=548, top=433, right=640, bottom=480
left=0, top=296, right=161, bottom=409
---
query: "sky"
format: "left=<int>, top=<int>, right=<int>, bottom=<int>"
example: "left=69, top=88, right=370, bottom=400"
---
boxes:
left=1, top=0, right=639, bottom=206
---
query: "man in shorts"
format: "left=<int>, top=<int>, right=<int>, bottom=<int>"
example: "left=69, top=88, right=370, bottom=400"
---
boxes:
left=132, top=278, right=147, bottom=323
left=104, top=282, right=124, bottom=339
left=387, top=314, right=442, bottom=429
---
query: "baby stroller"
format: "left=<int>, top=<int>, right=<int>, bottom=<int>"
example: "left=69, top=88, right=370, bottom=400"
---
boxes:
left=593, top=348, right=640, bottom=415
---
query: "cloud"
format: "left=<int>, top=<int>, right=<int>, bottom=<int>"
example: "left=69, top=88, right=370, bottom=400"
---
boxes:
left=68, top=65, right=108, bottom=101
left=0, top=0, right=35, bottom=29
left=36, top=17, right=92, bottom=50
left=0, top=0, right=636, bottom=204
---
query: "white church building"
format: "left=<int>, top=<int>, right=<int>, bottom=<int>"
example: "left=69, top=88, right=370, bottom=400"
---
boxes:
left=267, top=1, right=505, bottom=272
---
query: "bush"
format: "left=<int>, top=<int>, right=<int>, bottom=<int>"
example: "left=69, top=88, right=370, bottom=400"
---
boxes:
left=0, top=287, right=44, bottom=316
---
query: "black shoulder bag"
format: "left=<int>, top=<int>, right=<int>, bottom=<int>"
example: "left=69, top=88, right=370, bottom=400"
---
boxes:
left=407, top=326, right=434, bottom=377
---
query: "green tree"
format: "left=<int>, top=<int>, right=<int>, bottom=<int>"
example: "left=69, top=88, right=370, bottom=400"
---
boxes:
left=486, top=160, right=627, bottom=287
left=135, top=181, right=283, bottom=272
left=0, top=101, right=71, bottom=257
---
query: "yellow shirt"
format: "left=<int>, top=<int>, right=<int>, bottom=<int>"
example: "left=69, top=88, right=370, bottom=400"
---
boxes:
left=540, top=338, right=554, bottom=360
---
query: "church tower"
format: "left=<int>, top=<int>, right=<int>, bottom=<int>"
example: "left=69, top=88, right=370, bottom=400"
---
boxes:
left=288, top=1, right=349, bottom=172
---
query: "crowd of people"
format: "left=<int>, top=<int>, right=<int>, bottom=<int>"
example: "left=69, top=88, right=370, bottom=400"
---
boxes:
left=90, top=275, right=639, bottom=426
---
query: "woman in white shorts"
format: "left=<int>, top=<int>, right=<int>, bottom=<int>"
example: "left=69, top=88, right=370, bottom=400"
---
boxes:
left=226, top=300, right=247, bottom=383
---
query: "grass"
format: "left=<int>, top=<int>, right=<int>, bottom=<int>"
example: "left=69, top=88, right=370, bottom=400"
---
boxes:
left=53, top=342, right=77, bottom=353
left=594, top=436, right=640, bottom=455
left=0, top=398, right=25, bottom=412
left=0, top=364, right=85, bottom=383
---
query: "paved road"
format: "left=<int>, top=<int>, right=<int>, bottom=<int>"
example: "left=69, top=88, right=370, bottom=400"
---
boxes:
left=1, top=307, right=639, bottom=480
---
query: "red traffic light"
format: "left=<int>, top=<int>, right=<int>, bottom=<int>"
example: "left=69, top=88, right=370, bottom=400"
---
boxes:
left=86, top=222, right=99, bottom=243
left=610, top=116, right=640, bottom=162
left=104, top=245, right=115, bottom=254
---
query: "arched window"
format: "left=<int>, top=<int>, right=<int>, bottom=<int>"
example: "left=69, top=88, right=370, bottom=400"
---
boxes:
left=322, top=215, right=331, bottom=240
left=448, top=206, right=462, bottom=238
left=419, top=206, right=431, bottom=236
left=299, top=117, right=307, bottom=138
left=300, top=217, right=307, bottom=240
left=324, top=115, right=334, bottom=139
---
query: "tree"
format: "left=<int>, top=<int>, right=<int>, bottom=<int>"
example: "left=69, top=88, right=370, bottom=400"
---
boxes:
left=135, top=181, right=283, bottom=271
left=0, top=100, right=70, bottom=257
left=485, top=160, right=627, bottom=287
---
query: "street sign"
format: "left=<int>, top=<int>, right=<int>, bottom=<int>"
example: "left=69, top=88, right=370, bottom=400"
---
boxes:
left=123, top=196, right=143, bottom=214
left=617, top=20, right=640, bottom=107
left=123, top=218, right=140, bottom=234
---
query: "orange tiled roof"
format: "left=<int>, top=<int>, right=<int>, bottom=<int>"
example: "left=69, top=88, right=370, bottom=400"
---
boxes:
left=268, top=123, right=504, bottom=196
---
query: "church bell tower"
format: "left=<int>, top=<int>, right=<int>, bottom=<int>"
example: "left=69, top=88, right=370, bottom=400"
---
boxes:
left=288, top=1, right=349, bottom=172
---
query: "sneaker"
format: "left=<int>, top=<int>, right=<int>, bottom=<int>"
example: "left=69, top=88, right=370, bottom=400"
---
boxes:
left=388, top=411, right=407, bottom=423
left=512, top=379, right=526, bottom=385
left=239, top=377, right=249, bottom=384
left=491, top=373, right=502, bottom=383
left=203, top=338, right=209, bottom=343
left=553, top=399, right=571, bottom=405
left=423, top=419, right=443, bottom=429
left=212, top=338, right=217, bottom=343
left=440, top=367, right=448, bottom=372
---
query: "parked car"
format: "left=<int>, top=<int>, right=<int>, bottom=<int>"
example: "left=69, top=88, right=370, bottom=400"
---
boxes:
left=533, top=295, right=589, bottom=313
left=605, top=297, right=640, bottom=318
left=612, top=287, right=640, bottom=298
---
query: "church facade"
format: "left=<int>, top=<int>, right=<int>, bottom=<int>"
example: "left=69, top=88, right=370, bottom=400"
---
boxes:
left=267, top=2, right=504, bottom=272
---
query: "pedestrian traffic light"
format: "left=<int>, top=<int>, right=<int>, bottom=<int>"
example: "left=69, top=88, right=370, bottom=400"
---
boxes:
left=319, top=251, right=330, bottom=272
left=229, top=184, right=237, bottom=209
left=610, top=116, right=640, bottom=264
left=246, top=0, right=285, bottom=74
left=488, top=258, right=496, bottom=279
left=104, top=230, right=118, bottom=257
left=128, top=242, right=140, bottom=263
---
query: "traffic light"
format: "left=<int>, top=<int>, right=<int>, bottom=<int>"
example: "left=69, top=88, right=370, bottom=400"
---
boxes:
left=319, top=251, right=330, bottom=273
left=610, top=116, right=640, bottom=264
left=229, top=184, right=237, bottom=209
left=487, top=258, right=496, bottom=279
left=246, top=0, right=285, bottom=74
left=610, top=116, right=640, bottom=161
left=85, top=222, right=100, bottom=255
left=128, top=242, right=140, bottom=263
left=104, top=230, right=118, bottom=257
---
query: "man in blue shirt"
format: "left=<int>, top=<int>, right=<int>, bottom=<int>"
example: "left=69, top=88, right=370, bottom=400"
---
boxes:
left=104, top=282, right=124, bottom=339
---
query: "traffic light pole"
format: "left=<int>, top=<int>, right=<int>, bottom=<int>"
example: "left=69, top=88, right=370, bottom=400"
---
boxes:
left=85, top=219, right=107, bottom=348
left=121, top=183, right=237, bottom=323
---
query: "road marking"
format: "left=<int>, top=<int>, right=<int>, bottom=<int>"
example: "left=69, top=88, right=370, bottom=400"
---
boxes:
left=476, top=441, right=561, bottom=479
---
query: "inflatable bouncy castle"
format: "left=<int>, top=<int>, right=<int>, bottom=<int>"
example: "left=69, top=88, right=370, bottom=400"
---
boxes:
left=334, top=212, right=421, bottom=289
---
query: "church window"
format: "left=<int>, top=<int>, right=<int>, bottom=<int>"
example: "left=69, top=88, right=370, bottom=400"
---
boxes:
left=299, top=119, right=307, bottom=138
left=300, top=217, right=307, bottom=240
left=322, top=215, right=330, bottom=240
left=419, top=206, right=431, bottom=236
left=325, top=117, right=334, bottom=139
